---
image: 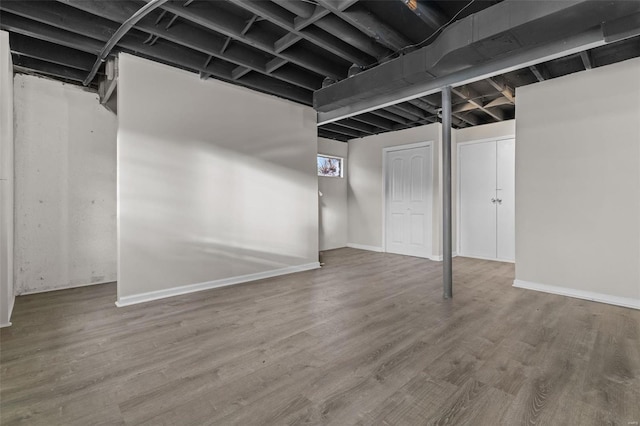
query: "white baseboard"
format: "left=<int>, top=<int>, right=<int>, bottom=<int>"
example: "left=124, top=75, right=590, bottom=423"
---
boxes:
left=0, top=322, right=11, bottom=328
left=116, top=262, right=321, bottom=307
left=457, top=253, right=514, bottom=263
left=8, top=294, right=14, bottom=321
left=513, top=279, right=640, bottom=310
left=319, top=246, right=348, bottom=252
left=17, top=280, right=115, bottom=296
left=346, top=244, right=458, bottom=261
left=429, top=252, right=458, bottom=262
left=347, top=243, right=383, bottom=252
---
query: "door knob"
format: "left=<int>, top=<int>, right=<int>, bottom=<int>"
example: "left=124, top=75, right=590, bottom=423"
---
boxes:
left=491, top=198, right=496, bottom=203
left=496, top=198, right=503, bottom=204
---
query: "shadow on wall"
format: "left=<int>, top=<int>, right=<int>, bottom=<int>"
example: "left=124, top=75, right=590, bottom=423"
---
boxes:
left=118, top=131, right=318, bottom=295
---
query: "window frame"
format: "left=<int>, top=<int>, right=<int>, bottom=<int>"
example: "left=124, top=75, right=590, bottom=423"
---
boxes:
left=317, top=154, right=344, bottom=178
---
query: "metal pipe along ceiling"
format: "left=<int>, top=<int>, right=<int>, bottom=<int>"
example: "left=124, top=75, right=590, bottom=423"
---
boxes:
left=314, top=0, right=640, bottom=124
left=83, top=0, right=170, bottom=86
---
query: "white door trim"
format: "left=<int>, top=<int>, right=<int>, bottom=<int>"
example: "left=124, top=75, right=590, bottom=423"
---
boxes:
left=382, top=141, right=434, bottom=257
left=456, top=135, right=515, bottom=256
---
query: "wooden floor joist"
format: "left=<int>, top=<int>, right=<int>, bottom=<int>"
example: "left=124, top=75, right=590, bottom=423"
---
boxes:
left=1, top=248, right=639, bottom=425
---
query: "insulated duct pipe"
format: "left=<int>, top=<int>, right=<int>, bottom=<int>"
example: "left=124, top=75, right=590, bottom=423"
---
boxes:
left=83, top=0, right=170, bottom=85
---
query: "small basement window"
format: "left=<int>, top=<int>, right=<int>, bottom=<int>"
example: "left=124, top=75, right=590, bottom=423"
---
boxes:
left=317, top=155, right=343, bottom=178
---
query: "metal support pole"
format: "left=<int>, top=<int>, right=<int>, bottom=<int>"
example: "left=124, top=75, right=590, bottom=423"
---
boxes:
left=442, top=86, right=453, bottom=299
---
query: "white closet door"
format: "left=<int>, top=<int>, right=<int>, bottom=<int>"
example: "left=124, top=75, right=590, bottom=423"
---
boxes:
left=496, top=138, right=515, bottom=261
left=385, top=146, right=432, bottom=258
left=459, top=141, right=497, bottom=259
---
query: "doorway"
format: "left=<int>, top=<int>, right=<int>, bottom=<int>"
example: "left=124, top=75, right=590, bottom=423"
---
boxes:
left=457, top=138, right=515, bottom=262
left=383, top=142, right=433, bottom=258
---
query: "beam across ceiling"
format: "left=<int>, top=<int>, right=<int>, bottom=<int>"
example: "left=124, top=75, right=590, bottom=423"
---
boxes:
left=226, top=0, right=373, bottom=66
left=157, top=1, right=343, bottom=79
left=451, top=86, right=504, bottom=122
left=0, top=1, right=315, bottom=104
left=58, top=0, right=321, bottom=91
left=318, top=128, right=350, bottom=142
left=0, top=12, right=103, bottom=54
left=13, top=56, right=88, bottom=82
left=315, top=0, right=640, bottom=125
left=9, top=32, right=95, bottom=71
left=529, top=64, right=550, bottom=82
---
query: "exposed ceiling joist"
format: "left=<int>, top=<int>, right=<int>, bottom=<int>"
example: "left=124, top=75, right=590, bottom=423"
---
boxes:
left=318, top=128, right=350, bottom=142
left=1, top=3, right=314, bottom=103
left=60, top=0, right=321, bottom=96
left=0, top=12, right=103, bottom=54
left=331, top=118, right=376, bottom=135
left=321, top=123, right=364, bottom=139
left=315, top=0, right=640, bottom=125
left=9, top=32, right=95, bottom=71
left=529, top=64, right=550, bottom=82
left=371, top=109, right=411, bottom=125
left=393, top=102, right=429, bottom=120
left=157, top=1, right=343, bottom=79
left=272, top=0, right=315, bottom=19
left=580, top=50, right=593, bottom=70
left=486, top=76, right=515, bottom=103
left=451, top=86, right=504, bottom=121
left=2, top=0, right=640, bottom=141
left=483, top=97, right=513, bottom=109
left=315, top=0, right=411, bottom=51
left=13, top=56, right=87, bottom=82
left=351, top=113, right=396, bottom=131
left=226, top=0, right=373, bottom=66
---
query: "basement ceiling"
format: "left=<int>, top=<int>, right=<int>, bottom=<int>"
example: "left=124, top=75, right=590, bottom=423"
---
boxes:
left=1, top=0, right=639, bottom=142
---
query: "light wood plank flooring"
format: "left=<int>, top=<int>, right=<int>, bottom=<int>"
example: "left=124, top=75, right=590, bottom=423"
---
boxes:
left=1, top=248, right=639, bottom=425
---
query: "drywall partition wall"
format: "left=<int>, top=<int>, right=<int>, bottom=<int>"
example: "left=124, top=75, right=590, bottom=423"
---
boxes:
left=117, top=54, right=319, bottom=305
left=13, top=74, right=118, bottom=294
left=0, top=31, right=14, bottom=326
left=347, top=123, right=443, bottom=257
left=515, top=57, right=640, bottom=309
left=318, top=137, right=348, bottom=251
left=455, top=121, right=515, bottom=144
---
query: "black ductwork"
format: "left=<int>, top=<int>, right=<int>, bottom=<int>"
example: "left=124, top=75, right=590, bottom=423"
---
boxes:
left=314, top=0, right=640, bottom=115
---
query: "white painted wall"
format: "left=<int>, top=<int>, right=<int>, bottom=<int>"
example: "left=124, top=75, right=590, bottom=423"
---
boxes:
left=0, top=31, right=14, bottom=326
left=318, top=137, right=348, bottom=251
left=455, top=121, right=515, bottom=144
left=347, top=124, right=443, bottom=256
left=13, top=74, right=118, bottom=294
left=515, top=57, right=640, bottom=308
left=346, top=121, right=516, bottom=259
left=117, top=54, right=318, bottom=305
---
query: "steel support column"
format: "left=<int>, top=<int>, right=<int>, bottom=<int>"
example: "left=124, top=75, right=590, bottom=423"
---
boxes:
left=442, top=86, right=453, bottom=299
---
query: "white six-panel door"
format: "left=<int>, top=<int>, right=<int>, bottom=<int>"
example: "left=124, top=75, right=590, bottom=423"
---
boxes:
left=385, top=145, right=432, bottom=258
left=458, top=138, right=515, bottom=262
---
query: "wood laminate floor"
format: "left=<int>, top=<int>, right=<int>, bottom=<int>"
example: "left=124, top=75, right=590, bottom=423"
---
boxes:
left=1, top=248, right=639, bottom=425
